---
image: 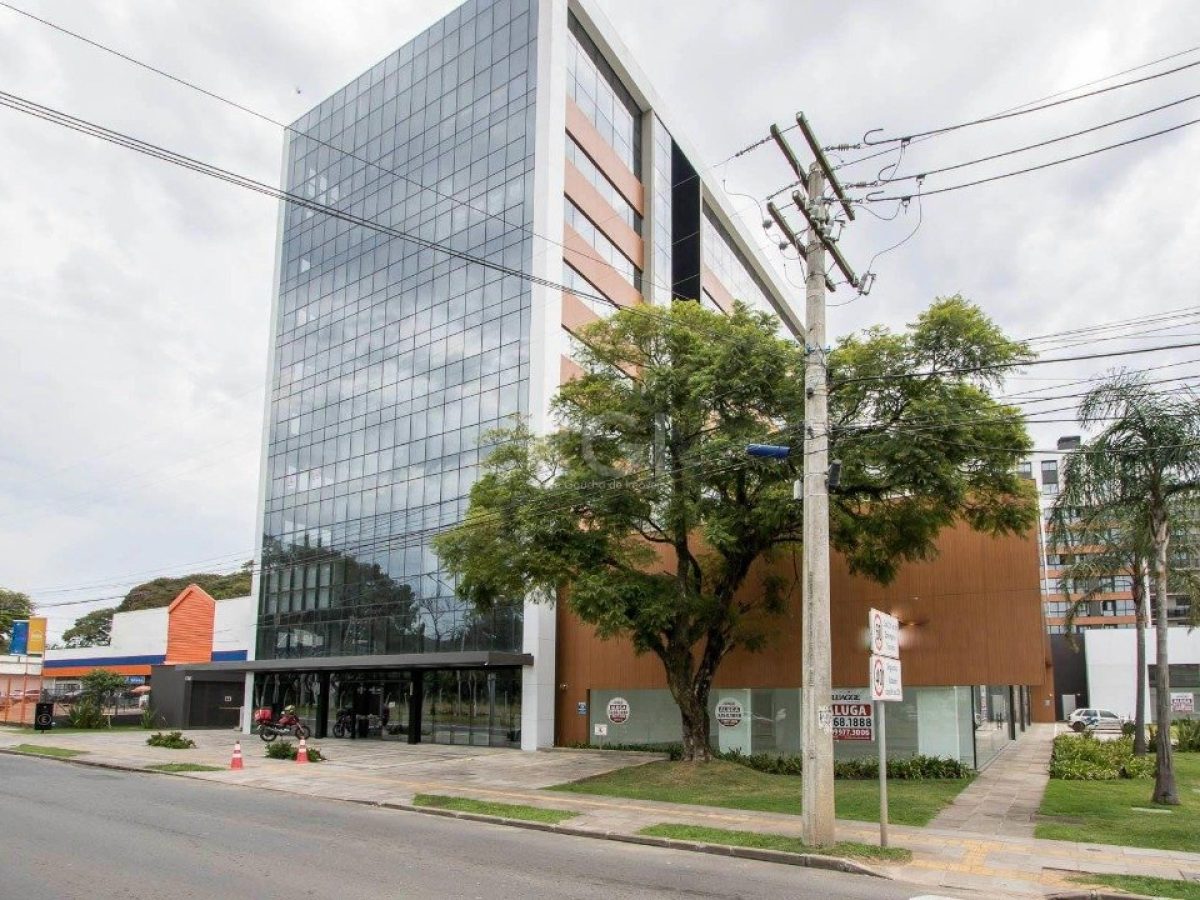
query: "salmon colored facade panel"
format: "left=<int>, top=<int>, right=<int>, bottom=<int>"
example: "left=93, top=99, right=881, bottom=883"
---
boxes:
left=564, top=97, right=644, bottom=215
left=554, top=521, right=1052, bottom=745
left=564, top=162, right=644, bottom=269
left=560, top=355, right=584, bottom=384
left=699, top=264, right=734, bottom=312
left=563, top=227, right=642, bottom=310
left=561, top=292, right=600, bottom=334
left=164, top=584, right=217, bottom=665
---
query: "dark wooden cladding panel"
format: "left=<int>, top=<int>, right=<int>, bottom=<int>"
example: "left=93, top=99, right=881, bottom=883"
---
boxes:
left=554, top=522, right=1049, bottom=745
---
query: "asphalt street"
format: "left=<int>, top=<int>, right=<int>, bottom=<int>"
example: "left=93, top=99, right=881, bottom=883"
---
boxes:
left=0, top=753, right=955, bottom=899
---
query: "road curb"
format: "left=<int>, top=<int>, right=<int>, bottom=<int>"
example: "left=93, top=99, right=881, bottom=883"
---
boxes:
left=384, top=801, right=889, bottom=879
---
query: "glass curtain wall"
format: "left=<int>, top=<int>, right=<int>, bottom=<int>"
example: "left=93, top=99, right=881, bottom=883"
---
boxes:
left=257, top=0, right=539, bottom=660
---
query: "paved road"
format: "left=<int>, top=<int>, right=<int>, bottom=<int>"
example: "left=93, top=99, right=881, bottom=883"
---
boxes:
left=0, top=754, right=953, bottom=899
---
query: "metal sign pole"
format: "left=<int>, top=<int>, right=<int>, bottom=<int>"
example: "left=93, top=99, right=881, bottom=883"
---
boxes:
left=878, top=700, right=889, bottom=847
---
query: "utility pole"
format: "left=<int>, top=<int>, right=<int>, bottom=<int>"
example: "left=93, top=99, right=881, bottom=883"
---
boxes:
left=763, top=115, right=863, bottom=848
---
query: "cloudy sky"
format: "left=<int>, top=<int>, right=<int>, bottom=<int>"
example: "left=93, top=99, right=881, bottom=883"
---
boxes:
left=1, top=1, right=1198, bottom=638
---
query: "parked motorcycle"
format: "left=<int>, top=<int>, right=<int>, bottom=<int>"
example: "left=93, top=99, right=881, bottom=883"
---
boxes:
left=332, top=707, right=354, bottom=739
left=254, top=706, right=311, bottom=742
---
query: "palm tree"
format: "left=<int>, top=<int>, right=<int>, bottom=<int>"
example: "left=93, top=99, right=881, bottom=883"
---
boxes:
left=1069, top=374, right=1200, bottom=805
left=1049, top=488, right=1152, bottom=754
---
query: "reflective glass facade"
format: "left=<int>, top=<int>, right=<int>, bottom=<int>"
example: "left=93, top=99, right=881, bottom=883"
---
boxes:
left=701, top=206, right=775, bottom=316
left=565, top=137, right=640, bottom=234
left=257, top=0, right=538, bottom=660
left=649, top=115, right=673, bottom=305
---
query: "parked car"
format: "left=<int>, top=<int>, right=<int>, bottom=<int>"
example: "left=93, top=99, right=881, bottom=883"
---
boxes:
left=1068, top=708, right=1126, bottom=732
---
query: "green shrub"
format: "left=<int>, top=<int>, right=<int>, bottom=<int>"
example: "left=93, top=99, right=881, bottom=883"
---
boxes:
left=146, top=731, right=195, bottom=750
left=1176, top=719, right=1200, bottom=752
left=140, top=706, right=164, bottom=730
left=264, top=740, right=324, bottom=762
left=1049, top=733, right=1154, bottom=780
left=717, top=749, right=971, bottom=780
left=65, top=700, right=105, bottom=729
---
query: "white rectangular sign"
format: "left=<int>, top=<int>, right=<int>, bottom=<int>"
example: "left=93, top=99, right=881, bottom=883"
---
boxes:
left=832, top=687, right=875, bottom=742
left=870, top=654, right=903, bottom=702
left=869, top=608, right=900, bottom=660
left=1171, top=692, right=1195, bottom=714
left=593, top=723, right=608, bottom=737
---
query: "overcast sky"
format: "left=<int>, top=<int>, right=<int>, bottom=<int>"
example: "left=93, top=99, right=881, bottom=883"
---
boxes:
left=2, top=1, right=1198, bottom=638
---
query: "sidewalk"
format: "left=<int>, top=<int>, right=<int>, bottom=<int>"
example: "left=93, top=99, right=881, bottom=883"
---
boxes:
left=3, top=726, right=1198, bottom=897
left=930, top=723, right=1056, bottom=837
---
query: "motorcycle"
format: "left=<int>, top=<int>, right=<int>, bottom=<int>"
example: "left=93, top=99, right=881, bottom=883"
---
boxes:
left=254, top=707, right=311, bottom=743
left=332, top=707, right=354, bottom=739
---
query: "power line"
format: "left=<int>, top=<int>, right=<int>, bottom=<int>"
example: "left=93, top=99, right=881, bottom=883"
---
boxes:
left=861, top=116, right=1200, bottom=202
left=0, top=1, right=773, bottom=314
left=831, top=44, right=1200, bottom=172
left=836, top=340, right=1200, bottom=385
left=848, top=91, right=1200, bottom=188
left=857, top=57, right=1200, bottom=148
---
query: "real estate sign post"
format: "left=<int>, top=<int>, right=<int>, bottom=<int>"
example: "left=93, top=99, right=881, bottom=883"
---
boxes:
left=869, top=609, right=902, bottom=848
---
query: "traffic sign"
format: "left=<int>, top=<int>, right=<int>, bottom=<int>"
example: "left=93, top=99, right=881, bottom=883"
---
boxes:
left=870, top=654, right=903, bottom=702
left=869, top=608, right=900, bottom=659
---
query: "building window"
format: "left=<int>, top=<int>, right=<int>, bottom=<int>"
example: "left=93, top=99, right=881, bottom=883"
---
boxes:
left=566, top=13, right=641, bottom=177
left=1017, top=461, right=1033, bottom=479
left=1041, top=459, right=1059, bottom=494
left=564, top=197, right=642, bottom=292
left=565, top=137, right=641, bottom=234
left=564, top=262, right=618, bottom=319
left=700, top=206, right=774, bottom=318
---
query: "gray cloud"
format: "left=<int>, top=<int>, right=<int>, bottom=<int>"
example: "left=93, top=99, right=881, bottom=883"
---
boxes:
left=0, top=1, right=1196, bottom=637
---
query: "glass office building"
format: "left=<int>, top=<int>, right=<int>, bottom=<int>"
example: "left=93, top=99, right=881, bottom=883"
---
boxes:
left=243, top=0, right=802, bottom=749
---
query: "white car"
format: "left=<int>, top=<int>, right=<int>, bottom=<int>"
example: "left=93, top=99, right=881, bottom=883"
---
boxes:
left=1068, top=708, right=1126, bottom=732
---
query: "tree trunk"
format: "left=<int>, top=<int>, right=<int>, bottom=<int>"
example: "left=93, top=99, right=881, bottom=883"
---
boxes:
left=1133, top=569, right=1148, bottom=757
left=662, top=635, right=724, bottom=762
left=1151, top=514, right=1178, bottom=805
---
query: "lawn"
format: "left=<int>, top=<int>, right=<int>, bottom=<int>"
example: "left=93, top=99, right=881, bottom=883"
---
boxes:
left=640, top=823, right=911, bottom=862
left=1069, top=874, right=1200, bottom=899
left=412, top=794, right=578, bottom=824
left=1037, top=753, right=1200, bottom=852
left=549, top=759, right=970, bottom=826
left=10, top=744, right=84, bottom=758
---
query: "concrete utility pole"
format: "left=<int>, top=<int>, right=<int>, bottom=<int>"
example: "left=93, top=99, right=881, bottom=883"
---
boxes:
left=761, top=115, right=864, bottom=848
left=800, top=160, right=835, bottom=846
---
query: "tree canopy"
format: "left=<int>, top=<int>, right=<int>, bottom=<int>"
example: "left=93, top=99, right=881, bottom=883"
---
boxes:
left=62, top=607, right=117, bottom=649
left=117, top=561, right=253, bottom=612
left=435, top=297, right=1037, bottom=758
left=0, top=587, right=33, bottom=653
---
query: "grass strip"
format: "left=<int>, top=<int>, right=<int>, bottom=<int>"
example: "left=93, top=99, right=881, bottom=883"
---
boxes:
left=412, top=794, right=577, bottom=824
left=11, top=744, right=84, bottom=758
left=550, top=759, right=967, bottom=826
left=1037, top=753, right=1200, bottom=852
left=1069, top=873, right=1200, bottom=899
left=639, top=823, right=910, bottom=862
left=146, top=763, right=224, bottom=773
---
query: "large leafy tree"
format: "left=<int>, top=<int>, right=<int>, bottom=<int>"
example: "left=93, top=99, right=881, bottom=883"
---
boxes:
left=0, top=588, right=33, bottom=653
left=1066, top=375, right=1200, bottom=805
left=435, top=297, right=1037, bottom=759
left=117, top=561, right=254, bottom=612
left=62, top=607, right=117, bottom=649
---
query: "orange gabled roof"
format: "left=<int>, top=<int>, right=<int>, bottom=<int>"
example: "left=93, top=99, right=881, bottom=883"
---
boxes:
left=164, top=584, right=217, bottom=665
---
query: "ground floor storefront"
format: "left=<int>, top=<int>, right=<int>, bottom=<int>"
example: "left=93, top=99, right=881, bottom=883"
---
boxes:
left=250, top=666, right=524, bottom=749
left=581, top=684, right=1034, bottom=770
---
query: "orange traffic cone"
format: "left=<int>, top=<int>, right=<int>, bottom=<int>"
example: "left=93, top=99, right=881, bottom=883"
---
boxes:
left=230, top=740, right=244, bottom=770
left=296, top=735, right=309, bottom=765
